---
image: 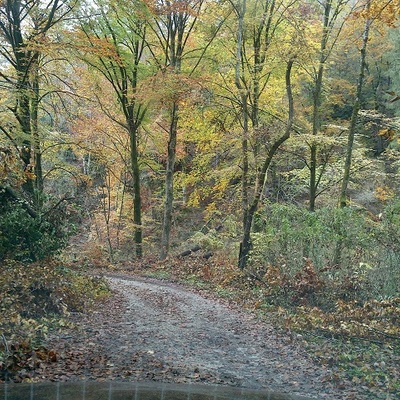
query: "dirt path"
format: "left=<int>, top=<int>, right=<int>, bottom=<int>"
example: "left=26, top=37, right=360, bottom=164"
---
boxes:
left=44, top=274, right=356, bottom=399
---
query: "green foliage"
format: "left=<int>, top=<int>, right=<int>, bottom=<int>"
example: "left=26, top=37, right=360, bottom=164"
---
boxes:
left=250, top=202, right=400, bottom=305
left=0, top=198, right=78, bottom=263
left=190, top=230, right=224, bottom=251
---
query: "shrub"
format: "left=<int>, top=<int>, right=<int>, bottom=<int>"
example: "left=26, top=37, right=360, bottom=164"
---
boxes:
left=0, top=258, right=109, bottom=381
left=0, top=199, right=78, bottom=262
left=249, top=202, right=400, bottom=306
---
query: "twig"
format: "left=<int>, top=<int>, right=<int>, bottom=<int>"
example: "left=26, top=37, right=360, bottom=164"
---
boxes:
left=1, top=333, right=10, bottom=355
left=356, top=322, right=400, bottom=341
left=302, top=328, right=385, bottom=345
left=244, top=271, right=270, bottom=289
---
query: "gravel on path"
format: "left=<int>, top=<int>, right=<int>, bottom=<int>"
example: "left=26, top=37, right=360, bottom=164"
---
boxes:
left=43, top=274, right=358, bottom=399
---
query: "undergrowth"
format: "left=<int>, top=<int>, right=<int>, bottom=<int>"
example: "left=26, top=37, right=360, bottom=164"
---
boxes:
left=0, top=258, right=109, bottom=382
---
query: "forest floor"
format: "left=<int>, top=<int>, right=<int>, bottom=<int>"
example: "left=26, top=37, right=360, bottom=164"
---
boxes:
left=33, top=272, right=371, bottom=400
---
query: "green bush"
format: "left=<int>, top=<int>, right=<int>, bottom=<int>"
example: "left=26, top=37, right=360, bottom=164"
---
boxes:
left=0, top=199, right=77, bottom=262
left=249, top=202, right=400, bottom=305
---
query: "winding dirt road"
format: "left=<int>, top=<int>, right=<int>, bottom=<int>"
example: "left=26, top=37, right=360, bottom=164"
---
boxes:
left=45, top=274, right=357, bottom=399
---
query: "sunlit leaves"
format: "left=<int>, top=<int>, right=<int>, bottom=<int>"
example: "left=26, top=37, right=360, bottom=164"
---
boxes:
left=354, top=0, right=400, bottom=27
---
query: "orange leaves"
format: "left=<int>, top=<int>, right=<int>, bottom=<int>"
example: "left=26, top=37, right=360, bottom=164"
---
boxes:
left=352, top=0, right=400, bottom=27
left=375, top=186, right=395, bottom=202
left=369, top=0, right=400, bottom=27
left=262, top=259, right=324, bottom=304
left=75, top=31, right=124, bottom=66
left=287, top=296, right=400, bottom=343
left=291, top=259, right=324, bottom=300
left=378, top=127, right=396, bottom=141
left=202, top=264, right=212, bottom=280
left=0, top=147, right=15, bottom=182
left=264, top=265, right=286, bottom=289
left=143, top=69, right=199, bottom=105
left=0, top=257, right=110, bottom=381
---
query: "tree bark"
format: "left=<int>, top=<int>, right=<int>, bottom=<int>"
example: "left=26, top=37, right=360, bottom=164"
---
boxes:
left=238, top=59, right=294, bottom=269
left=233, top=0, right=249, bottom=233
left=31, top=51, right=44, bottom=206
left=129, top=117, right=143, bottom=258
left=160, top=102, right=179, bottom=260
left=309, top=0, right=332, bottom=212
left=158, top=4, right=191, bottom=260
left=339, top=0, right=371, bottom=208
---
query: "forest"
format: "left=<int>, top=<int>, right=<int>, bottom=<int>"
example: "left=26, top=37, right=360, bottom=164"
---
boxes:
left=0, top=0, right=399, bottom=398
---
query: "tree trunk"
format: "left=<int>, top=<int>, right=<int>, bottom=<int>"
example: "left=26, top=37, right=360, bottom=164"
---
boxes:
left=0, top=1, right=68, bottom=199
left=233, top=0, right=249, bottom=235
left=339, top=1, right=371, bottom=208
left=309, top=0, right=332, bottom=212
left=129, top=120, right=143, bottom=258
left=238, top=59, right=294, bottom=269
left=240, top=92, right=250, bottom=231
left=250, top=0, right=276, bottom=158
left=17, top=84, right=34, bottom=196
left=31, top=53, right=44, bottom=207
left=160, top=102, right=179, bottom=260
left=335, top=1, right=371, bottom=266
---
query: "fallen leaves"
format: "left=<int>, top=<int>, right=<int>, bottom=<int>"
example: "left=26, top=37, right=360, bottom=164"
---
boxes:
left=0, top=258, right=110, bottom=383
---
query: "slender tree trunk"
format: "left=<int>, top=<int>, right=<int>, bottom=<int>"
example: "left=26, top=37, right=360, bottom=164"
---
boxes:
left=116, top=175, right=126, bottom=249
left=102, top=173, right=114, bottom=262
left=31, top=53, right=43, bottom=207
left=158, top=8, right=186, bottom=260
left=11, top=3, right=33, bottom=196
left=17, top=81, right=34, bottom=196
left=251, top=0, right=275, bottom=158
left=238, top=60, right=294, bottom=269
left=309, top=145, right=317, bottom=211
left=335, top=0, right=371, bottom=266
left=309, top=0, right=332, bottom=212
left=234, top=0, right=249, bottom=232
left=160, top=102, right=179, bottom=260
left=339, top=1, right=371, bottom=208
left=241, top=94, right=249, bottom=230
left=129, top=120, right=143, bottom=258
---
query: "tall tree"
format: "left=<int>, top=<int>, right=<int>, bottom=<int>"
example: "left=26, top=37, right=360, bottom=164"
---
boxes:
left=213, top=0, right=298, bottom=268
left=238, top=58, right=295, bottom=269
left=146, top=0, right=223, bottom=259
left=0, top=0, right=77, bottom=200
left=237, top=0, right=301, bottom=268
left=339, top=0, right=400, bottom=206
left=307, top=0, right=351, bottom=211
left=232, top=0, right=249, bottom=234
left=339, top=1, right=371, bottom=208
left=78, top=0, right=151, bottom=257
